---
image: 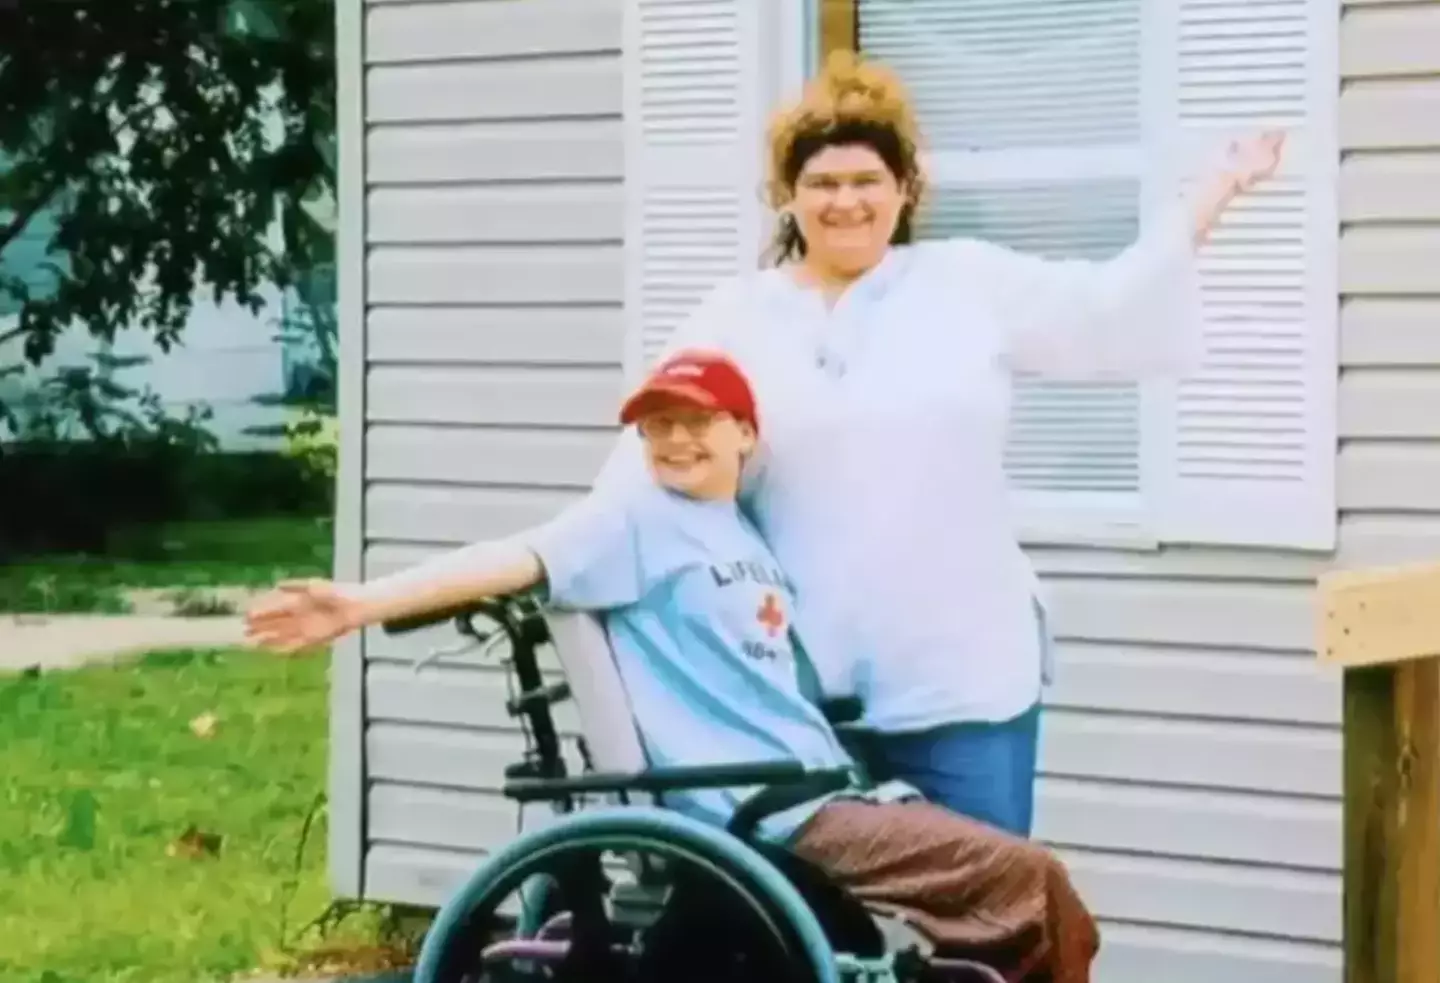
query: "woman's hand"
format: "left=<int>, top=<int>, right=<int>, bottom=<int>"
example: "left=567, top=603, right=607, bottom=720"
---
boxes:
left=1222, top=129, right=1286, bottom=194
left=245, top=579, right=365, bottom=654
left=1191, top=129, right=1287, bottom=246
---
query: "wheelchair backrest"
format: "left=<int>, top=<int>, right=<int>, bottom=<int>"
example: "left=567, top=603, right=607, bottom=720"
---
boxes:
left=545, top=609, right=650, bottom=774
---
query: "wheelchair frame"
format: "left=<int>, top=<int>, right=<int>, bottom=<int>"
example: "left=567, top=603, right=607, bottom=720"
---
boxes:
left=385, top=596, right=1007, bottom=983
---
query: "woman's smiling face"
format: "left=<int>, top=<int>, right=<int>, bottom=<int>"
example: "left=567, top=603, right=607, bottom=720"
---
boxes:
left=790, top=142, right=909, bottom=278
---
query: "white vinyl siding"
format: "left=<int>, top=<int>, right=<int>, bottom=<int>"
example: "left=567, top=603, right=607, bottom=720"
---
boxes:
left=344, top=0, right=629, bottom=902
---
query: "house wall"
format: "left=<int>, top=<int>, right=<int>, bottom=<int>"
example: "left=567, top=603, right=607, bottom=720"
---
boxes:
left=110, top=289, right=290, bottom=449
left=0, top=289, right=288, bottom=450
left=341, top=0, right=627, bottom=902
left=338, top=1, right=1440, bottom=982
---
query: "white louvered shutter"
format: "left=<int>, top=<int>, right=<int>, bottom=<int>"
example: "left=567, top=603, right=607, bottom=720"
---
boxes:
left=861, top=0, right=1152, bottom=533
left=1153, top=0, right=1337, bottom=549
left=623, top=0, right=769, bottom=380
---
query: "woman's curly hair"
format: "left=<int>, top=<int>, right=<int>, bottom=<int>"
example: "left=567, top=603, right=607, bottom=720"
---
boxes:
left=763, top=52, right=926, bottom=265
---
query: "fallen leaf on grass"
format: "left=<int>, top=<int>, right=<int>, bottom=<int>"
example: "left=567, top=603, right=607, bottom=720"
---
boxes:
left=166, top=825, right=224, bottom=859
left=189, top=711, right=219, bottom=738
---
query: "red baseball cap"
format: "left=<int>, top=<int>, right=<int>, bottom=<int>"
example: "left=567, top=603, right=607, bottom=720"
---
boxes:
left=619, top=350, right=759, bottom=433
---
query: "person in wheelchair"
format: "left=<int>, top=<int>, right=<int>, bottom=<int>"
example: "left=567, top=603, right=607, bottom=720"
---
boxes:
left=246, top=350, right=1099, bottom=982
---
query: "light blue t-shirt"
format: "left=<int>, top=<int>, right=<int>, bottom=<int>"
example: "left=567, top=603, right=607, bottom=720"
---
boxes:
left=530, top=482, right=912, bottom=842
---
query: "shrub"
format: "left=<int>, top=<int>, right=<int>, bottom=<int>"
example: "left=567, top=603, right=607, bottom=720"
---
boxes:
left=0, top=351, right=335, bottom=555
left=0, top=449, right=334, bottom=556
left=281, top=408, right=338, bottom=486
left=0, top=576, right=133, bottom=615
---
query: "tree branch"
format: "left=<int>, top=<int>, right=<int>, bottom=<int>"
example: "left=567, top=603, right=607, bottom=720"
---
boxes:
left=0, top=96, right=167, bottom=254
left=0, top=180, right=61, bottom=254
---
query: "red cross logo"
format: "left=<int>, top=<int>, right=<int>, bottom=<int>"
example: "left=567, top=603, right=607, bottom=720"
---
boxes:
left=756, top=593, right=785, bottom=637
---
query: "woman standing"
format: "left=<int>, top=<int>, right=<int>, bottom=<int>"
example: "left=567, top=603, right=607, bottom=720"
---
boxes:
left=248, top=54, right=1284, bottom=838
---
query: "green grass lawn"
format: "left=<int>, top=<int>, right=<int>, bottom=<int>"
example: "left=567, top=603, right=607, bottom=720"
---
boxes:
left=0, top=517, right=334, bottom=614
left=0, top=647, right=406, bottom=983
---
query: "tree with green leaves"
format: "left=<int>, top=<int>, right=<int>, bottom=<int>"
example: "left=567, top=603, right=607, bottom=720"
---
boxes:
left=0, top=0, right=335, bottom=396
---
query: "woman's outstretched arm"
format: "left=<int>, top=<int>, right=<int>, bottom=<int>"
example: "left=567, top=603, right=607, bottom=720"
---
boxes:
left=954, top=131, right=1286, bottom=380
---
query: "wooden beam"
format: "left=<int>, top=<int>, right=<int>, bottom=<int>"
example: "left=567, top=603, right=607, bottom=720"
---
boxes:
left=819, top=0, right=857, bottom=59
left=1393, top=660, right=1440, bottom=983
left=1344, top=659, right=1440, bottom=983
left=1320, top=561, right=1440, bottom=669
left=1319, top=566, right=1440, bottom=983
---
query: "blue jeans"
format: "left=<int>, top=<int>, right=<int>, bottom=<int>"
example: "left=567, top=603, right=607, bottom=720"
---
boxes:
left=842, top=600, right=1051, bottom=836
left=848, top=703, right=1042, bottom=837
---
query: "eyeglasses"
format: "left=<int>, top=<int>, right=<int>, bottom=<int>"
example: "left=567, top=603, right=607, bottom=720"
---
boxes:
left=795, top=171, right=895, bottom=199
left=637, top=410, right=720, bottom=440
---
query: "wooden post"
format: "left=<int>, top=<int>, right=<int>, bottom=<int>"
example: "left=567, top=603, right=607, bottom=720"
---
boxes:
left=1318, top=564, right=1440, bottom=983
left=819, top=0, right=857, bottom=59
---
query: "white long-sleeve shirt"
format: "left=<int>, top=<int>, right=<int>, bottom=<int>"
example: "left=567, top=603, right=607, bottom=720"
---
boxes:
left=369, top=202, right=1202, bottom=733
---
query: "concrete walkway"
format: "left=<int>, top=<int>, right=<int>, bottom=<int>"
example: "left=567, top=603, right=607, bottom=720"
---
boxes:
left=0, top=614, right=249, bottom=671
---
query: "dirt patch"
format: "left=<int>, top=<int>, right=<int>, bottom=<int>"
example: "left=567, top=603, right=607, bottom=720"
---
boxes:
left=125, top=585, right=262, bottom=617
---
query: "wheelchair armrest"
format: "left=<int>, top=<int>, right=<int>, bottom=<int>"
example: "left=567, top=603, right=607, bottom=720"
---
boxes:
left=725, top=766, right=855, bottom=841
left=819, top=696, right=864, bottom=726
left=502, top=760, right=850, bottom=804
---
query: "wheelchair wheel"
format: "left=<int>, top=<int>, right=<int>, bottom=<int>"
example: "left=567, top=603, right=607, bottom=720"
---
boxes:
left=413, top=806, right=841, bottom=983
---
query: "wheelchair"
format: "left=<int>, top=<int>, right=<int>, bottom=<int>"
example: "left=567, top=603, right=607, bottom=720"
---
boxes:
left=387, top=594, right=1008, bottom=983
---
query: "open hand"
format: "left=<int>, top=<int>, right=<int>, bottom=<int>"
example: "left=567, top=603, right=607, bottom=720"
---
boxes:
left=1191, top=130, right=1288, bottom=245
left=244, top=578, right=363, bottom=654
left=1222, top=130, right=1286, bottom=194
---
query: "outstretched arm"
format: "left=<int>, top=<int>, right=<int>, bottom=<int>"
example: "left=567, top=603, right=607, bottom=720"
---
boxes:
left=957, top=131, right=1286, bottom=380
left=247, top=280, right=745, bottom=653
left=246, top=488, right=648, bottom=653
left=351, top=551, right=544, bottom=629
left=244, top=549, right=544, bottom=653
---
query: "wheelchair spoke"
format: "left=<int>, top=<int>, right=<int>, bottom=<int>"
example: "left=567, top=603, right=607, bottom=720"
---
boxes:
left=415, top=826, right=821, bottom=983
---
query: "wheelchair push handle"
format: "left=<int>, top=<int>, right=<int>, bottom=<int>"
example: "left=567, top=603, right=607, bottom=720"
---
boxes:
left=380, top=597, right=515, bottom=637
left=382, top=593, right=553, bottom=680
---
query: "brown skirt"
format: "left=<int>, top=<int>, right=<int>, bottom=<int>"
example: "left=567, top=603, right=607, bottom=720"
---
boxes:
left=790, top=798, right=1099, bottom=983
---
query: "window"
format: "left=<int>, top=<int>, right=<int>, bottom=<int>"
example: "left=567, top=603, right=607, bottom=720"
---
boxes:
left=623, top=0, right=1338, bottom=550
left=864, top=0, right=1151, bottom=539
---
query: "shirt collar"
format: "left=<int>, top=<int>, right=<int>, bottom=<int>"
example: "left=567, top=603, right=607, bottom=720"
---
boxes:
left=761, top=244, right=913, bottom=314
